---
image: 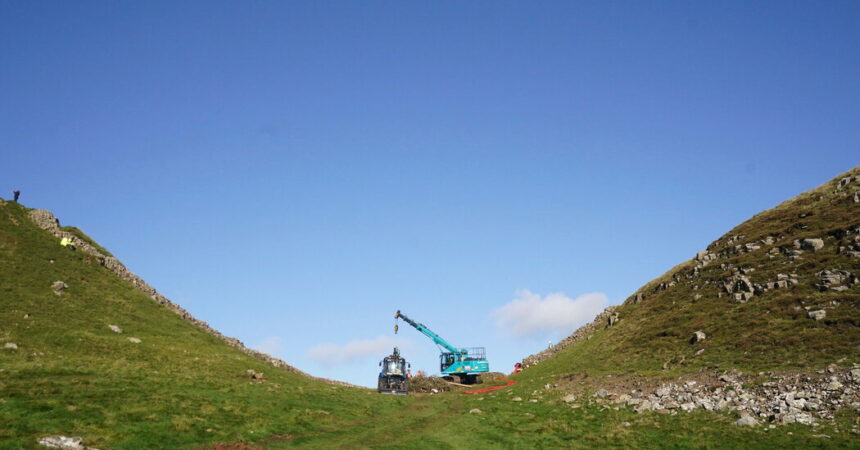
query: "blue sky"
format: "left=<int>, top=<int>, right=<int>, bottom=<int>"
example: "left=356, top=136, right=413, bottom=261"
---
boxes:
left=2, top=1, right=858, bottom=386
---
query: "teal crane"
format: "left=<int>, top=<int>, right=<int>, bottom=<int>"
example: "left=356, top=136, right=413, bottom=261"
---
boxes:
left=394, top=310, right=489, bottom=384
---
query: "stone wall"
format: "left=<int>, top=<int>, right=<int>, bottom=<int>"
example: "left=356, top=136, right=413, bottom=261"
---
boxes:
left=522, top=305, right=619, bottom=367
left=28, top=209, right=355, bottom=387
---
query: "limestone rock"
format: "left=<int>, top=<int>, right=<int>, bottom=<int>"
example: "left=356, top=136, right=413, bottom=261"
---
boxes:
left=51, top=281, right=68, bottom=295
left=825, top=380, right=843, bottom=391
left=815, top=269, right=855, bottom=291
left=107, top=325, right=122, bottom=334
left=690, top=331, right=706, bottom=344
left=608, top=312, right=619, bottom=327
left=4, top=342, right=18, bottom=350
left=732, top=292, right=753, bottom=303
left=562, top=393, right=577, bottom=403
left=734, top=413, right=758, bottom=427
left=127, top=337, right=141, bottom=344
left=800, top=238, right=824, bottom=252
left=246, top=369, right=266, bottom=381
left=634, top=399, right=652, bottom=413
left=37, top=435, right=96, bottom=449
left=469, top=408, right=483, bottom=414
left=595, top=389, right=609, bottom=398
left=807, top=310, right=826, bottom=321
left=512, top=397, right=522, bottom=402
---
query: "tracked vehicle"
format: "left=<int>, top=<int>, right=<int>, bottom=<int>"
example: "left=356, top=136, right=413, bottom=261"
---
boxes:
left=394, top=310, right=489, bottom=384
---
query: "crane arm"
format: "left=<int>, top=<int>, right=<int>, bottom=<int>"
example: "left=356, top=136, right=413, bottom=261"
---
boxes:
left=395, top=310, right=463, bottom=356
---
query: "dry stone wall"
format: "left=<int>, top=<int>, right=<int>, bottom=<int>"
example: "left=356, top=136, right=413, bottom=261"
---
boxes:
left=28, top=209, right=353, bottom=387
left=523, top=306, right=619, bottom=367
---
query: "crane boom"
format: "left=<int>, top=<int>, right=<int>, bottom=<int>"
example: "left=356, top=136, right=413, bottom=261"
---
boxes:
left=393, top=310, right=489, bottom=383
left=394, top=310, right=462, bottom=355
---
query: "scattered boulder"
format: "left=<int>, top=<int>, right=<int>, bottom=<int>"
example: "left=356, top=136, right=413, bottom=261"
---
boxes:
left=246, top=369, right=266, bottom=381
left=808, top=310, right=827, bottom=321
left=690, top=331, right=706, bottom=344
left=815, top=269, right=856, bottom=292
left=51, top=281, right=68, bottom=295
left=4, top=342, right=18, bottom=350
left=512, top=397, right=522, bottom=402
left=734, top=413, right=758, bottom=427
left=562, top=393, right=577, bottom=403
left=37, top=435, right=95, bottom=449
left=595, top=389, right=609, bottom=398
left=469, top=408, right=483, bottom=414
left=634, top=399, right=652, bottom=413
left=107, top=325, right=122, bottom=334
left=799, top=238, right=825, bottom=252
left=127, top=337, right=141, bottom=344
left=825, top=379, right=843, bottom=391
left=608, top=312, right=620, bottom=327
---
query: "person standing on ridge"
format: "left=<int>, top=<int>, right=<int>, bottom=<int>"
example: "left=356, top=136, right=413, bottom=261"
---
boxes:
left=13, top=190, right=20, bottom=202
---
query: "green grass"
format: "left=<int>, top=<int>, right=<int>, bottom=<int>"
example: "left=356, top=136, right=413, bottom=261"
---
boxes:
left=2, top=168, right=860, bottom=448
left=528, top=167, right=860, bottom=379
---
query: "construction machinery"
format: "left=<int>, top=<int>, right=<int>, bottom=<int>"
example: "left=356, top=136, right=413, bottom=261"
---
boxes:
left=394, top=310, right=489, bottom=384
left=377, top=347, right=410, bottom=395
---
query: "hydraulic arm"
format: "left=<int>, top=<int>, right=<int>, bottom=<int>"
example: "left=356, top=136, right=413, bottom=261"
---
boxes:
left=394, top=310, right=463, bottom=356
left=394, top=310, right=489, bottom=382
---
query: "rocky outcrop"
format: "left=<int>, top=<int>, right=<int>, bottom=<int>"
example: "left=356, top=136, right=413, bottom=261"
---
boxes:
left=27, top=209, right=353, bottom=387
left=523, top=306, right=619, bottom=367
left=815, top=269, right=857, bottom=292
left=690, top=331, right=706, bottom=344
left=807, top=310, right=827, bottom=321
left=581, top=365, right=860, bottom=427
left=51, top=281, right=68, bottom=296
left=798, top=238, right=825, bottom=252
left=37, top=435, right=98, bottom=450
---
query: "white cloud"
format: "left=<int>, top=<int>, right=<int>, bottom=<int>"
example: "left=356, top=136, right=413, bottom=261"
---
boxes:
left=306, top=336, right=413, bottom=367
left=253, top=336, right=283, bottom=357
left=492, top=289, right=608, bottom=337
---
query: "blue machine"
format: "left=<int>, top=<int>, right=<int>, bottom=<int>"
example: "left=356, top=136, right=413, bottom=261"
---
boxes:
left=394, top=310, right=489, bottom=384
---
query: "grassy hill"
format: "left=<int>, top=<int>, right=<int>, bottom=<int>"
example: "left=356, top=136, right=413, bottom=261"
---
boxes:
left=2, top=168, right=859, bottom=449
left=522, top=166, right=860, bottom=377
left=0, top=201, right=393, bottom=448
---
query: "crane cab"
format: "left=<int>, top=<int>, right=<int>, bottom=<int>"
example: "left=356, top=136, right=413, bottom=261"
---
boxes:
left=440, top=347, right=489, bottom=384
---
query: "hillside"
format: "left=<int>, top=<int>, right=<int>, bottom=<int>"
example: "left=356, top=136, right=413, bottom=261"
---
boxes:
left=2, top=169, right=859, bottom=449
left=0, top=201, right=386, bottom=448
left=517, top=167, right=860, bottom=429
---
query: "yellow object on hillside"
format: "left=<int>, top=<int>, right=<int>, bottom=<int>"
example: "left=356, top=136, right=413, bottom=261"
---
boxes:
left=60, top=237, right=72, bottom=247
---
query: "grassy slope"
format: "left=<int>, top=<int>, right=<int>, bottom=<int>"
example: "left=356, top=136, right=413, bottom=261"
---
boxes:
left=518, top=168, right=860, bottom=384
left=2, top=167, right=859, bottom=449
left=0, top=201, right=397, bottom=448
